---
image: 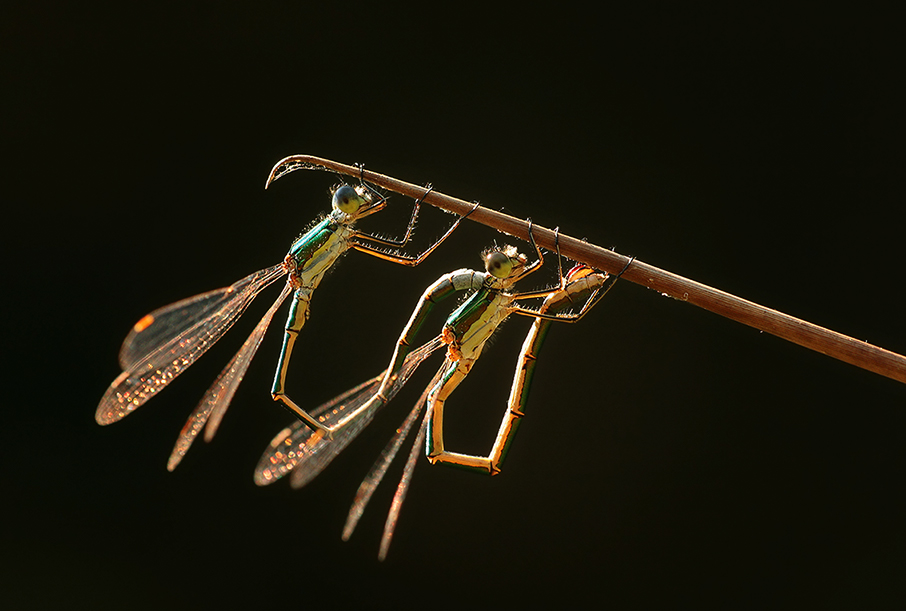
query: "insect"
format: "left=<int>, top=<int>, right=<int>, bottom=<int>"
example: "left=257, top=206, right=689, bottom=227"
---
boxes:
left=256, top=229, right=626, bottom=558
left=96, top=176, right=470, bottom=470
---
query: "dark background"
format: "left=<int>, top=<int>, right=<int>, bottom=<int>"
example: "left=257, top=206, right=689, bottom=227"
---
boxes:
left=3, top=4, right=905, bottom=608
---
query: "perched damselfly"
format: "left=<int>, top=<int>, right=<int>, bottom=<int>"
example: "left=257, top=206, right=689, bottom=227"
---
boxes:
left=256, top=229, right=624, bottom=558
left=97, top=177, right=469, bottom=470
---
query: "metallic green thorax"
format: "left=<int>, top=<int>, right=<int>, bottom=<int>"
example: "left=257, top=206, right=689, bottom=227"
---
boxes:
left=288, top=217, right=338, bottom=268
left=444, top=286, right=495, bottom=340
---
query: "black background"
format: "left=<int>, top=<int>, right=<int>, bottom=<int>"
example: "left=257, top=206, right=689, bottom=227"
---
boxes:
left=3, top=4, right=905, bottom=608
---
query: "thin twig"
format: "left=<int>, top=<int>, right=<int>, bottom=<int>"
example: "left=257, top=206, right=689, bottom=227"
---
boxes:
left=266, top=154, right=906, bottom=386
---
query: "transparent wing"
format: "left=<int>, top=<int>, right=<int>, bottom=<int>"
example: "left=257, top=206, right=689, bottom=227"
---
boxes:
left=253, top=375, right=381, bottom=486
left=97, top=264, right=286, bottom=425
left=379, top=401, right=433, bottom=561
left=117, top=265, right=285, bottom=370
left=205, top=285, right=293, bottom=440
left=287, top=379, right=385, bottom=490
left=167, top=283, right=293, bottom=471
left=286, top=336, right=445, bottom=490
left=343, top=364, right=444, bottom=541
left=253, top=335, right=445, bottom=488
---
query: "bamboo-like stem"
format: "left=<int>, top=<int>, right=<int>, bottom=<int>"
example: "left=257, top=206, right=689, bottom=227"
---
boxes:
left=266, top=155, right=906, bottom=386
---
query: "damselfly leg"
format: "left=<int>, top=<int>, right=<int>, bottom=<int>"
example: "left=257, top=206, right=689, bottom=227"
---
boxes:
left=353, top=263, right=620, bottom=558
left=98, top=170, right=468, bottom=470
left=257, top=226, right=622, bottom=559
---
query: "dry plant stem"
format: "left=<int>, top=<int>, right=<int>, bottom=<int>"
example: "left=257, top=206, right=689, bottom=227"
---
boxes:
left=268, top=155, right=906, bottom=386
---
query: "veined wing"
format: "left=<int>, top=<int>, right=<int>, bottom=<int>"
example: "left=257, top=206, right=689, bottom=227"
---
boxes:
left=379, top=399, right=433, bottom=561
left=254, top=335, right=445, bottom=489
left=254, top=375, right=384, bottom=487
left=343, top=364, right=444, bottom=542
left=290, top=377, right=384, bottom=489
left=167, top=283, right=293, bottom=471
left=97, top=264, right=285, bottom=425
left=286, top=335, right=445, bottom=489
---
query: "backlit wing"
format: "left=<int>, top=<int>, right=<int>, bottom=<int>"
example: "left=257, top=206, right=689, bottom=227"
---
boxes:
left=96, top=264, right=285, bottom=425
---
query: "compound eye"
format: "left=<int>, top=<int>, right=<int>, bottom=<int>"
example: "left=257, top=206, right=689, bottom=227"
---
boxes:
left=332, top=185, right=363, bottom=214
left=485, top=251, right=514, bottom=278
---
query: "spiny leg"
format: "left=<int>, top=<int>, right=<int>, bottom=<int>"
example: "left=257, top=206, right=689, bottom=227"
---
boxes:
left=352, top=184, right=433, bottom=248
left=351, top=161, right=427, bottom=248
left=351, top=199, right=479, bottom=267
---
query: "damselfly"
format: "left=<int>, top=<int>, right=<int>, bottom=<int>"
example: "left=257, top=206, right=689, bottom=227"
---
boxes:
left=96, top=175, right=469, bottom=470
left=256, top=229, right=625, bottom=557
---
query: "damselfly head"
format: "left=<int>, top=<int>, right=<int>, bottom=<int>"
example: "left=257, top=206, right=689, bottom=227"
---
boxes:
left=483, top=245, right=527, bottom=279
left=331, top=184, right=373, bottom=216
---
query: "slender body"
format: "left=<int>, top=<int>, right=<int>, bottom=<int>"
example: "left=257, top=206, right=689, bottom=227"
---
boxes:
left=378, top=242, right=612, bottom=475
left=345, top=264, right=615, bottom=560
left=255, top=231, right=622, bottom=558
left=96, top=181, right=467, bottom=470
